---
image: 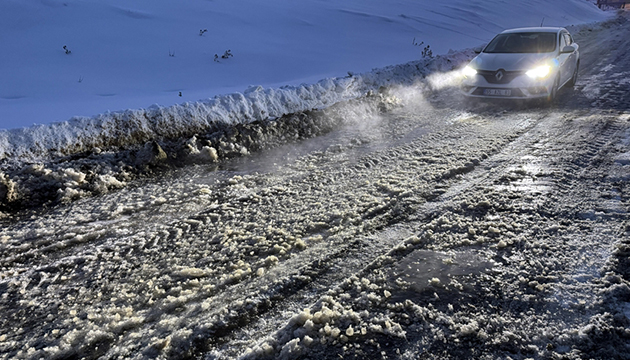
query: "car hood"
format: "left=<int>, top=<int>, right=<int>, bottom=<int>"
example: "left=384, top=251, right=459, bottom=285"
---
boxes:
left=470, top=52, right=555, bottom=72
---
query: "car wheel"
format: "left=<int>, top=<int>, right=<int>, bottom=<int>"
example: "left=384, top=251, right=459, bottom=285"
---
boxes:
left=567, top=61, right=579, bottom=88
left=548, top=75, right=560, bottom=103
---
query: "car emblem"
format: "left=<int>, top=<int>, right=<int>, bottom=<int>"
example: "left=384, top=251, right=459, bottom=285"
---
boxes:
left=495, top=70, right=504, bottom=81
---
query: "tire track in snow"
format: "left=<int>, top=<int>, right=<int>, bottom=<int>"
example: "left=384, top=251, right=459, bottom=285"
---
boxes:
left=0, top=100, right=546, bottom=360
left=255, top=109, right=630, bottom=360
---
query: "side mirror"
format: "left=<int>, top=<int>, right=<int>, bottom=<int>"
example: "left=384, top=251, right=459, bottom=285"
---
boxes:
left=561, top=44, right=576, bottom=54
left=473, top=46, right=483, bottom=54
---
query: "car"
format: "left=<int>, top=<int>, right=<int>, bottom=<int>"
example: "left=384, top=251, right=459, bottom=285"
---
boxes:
left=461, top=27, right=579, bottom=102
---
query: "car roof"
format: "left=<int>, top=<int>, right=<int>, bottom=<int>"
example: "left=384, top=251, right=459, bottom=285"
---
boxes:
left=501, top=27, right=566, bottom=34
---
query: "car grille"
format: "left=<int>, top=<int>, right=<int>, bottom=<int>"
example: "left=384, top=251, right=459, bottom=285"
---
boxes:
left=477, top=70, right=525, bottom=84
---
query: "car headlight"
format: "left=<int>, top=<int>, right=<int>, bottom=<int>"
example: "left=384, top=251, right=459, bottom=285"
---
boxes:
left=526, top=65, right=551, bottom=79
left=462, top=65, right=477, bottom=77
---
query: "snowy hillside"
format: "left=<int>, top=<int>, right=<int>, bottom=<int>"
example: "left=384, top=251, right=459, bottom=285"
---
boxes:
left=0, top=0, right=609, bottom=159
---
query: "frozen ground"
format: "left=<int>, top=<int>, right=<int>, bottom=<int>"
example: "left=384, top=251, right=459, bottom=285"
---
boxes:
left=1, top=11, right=630, bottom=360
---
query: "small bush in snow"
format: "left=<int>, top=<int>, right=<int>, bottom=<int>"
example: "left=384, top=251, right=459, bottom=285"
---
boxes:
left=412, top=38, right=433, bottom=59
left=169, top=49, right=175, bottom=57
left=63, top=45, right=71, bottom=54
left=214, top=50, right=233, bottom=63
left=199, top=29, right=208, bottom=36
left=422, top=45, right=433, bottom=58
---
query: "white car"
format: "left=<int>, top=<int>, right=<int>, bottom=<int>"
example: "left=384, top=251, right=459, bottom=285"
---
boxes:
left=461, top=27, right=579, bottom=101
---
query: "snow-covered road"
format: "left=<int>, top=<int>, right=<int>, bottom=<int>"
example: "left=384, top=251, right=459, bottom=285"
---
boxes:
left=1, top=14, right=630, bottom=360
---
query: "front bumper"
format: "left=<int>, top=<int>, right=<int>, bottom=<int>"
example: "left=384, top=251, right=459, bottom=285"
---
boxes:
left=461, top=71, right=555, bottom=99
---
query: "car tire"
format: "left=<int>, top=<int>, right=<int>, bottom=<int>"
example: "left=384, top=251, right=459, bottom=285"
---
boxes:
left=548, top=75, right=560, bottom=103
left=567, top=61, right=579, bottom=88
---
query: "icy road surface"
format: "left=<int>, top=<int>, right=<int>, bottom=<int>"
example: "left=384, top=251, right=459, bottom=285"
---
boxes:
left=1, top=16, right=630, bottom=360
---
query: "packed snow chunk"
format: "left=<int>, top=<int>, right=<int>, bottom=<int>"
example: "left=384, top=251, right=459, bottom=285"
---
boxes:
left=302, top=335, right=314, bottom=347
left=200, top=146, right=219, bottom=162
left=405, top=235, right=422, bottom=245
left=312, top=305, right=337, bottom=325
left=0, top=172, right=18, bottom=202
left=488, top=226, right=501, bottom=236
left=289, top=309, right=313, bottom=327
left=185, top=136, right=200, bottom=155
left=173, top=267, right=207, bottom=278
left=294, top=238, right=307, bottom=250
left=148, top=335, right=172, bottom=353
left=197, top=186, right=212, bottom=195
left=303, top=319, right=316, bottom=332
left=248, top=342, right=275, bottom=357
left=279, top=338, right=302, bottom=359
left=345, top=326, right=355, bottom=337
left=58, top=186, right=85, bottom=202
left=62, top=168, right=86, bottom=183
left=228, top=175, right=243, bottom=185
left=97, top=174, right=125, bottom=189
left=109, top=316, right=145, bottom=333
left=229, top=267, right=252, bottom=282
left=458, top=320, right=480, bottom=336
left=264, top=255, right=279, bottom=266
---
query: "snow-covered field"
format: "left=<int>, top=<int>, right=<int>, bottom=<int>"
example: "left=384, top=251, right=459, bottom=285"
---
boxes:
left=0, top=0, right=609, bottom=160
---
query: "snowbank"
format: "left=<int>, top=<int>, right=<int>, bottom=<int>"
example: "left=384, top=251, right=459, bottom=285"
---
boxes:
left=0, top=51, right=472, bottom=162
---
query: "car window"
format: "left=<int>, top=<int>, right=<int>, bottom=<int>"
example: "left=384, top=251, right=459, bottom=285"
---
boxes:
left=560, top=33, right=567, bottom=49
left=484, top=32, right=557, bottom=53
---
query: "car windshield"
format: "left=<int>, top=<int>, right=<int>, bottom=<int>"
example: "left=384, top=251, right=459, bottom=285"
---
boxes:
left=483, top=32, right=556, bottom=53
